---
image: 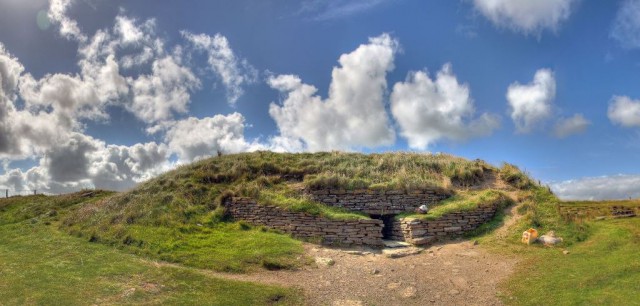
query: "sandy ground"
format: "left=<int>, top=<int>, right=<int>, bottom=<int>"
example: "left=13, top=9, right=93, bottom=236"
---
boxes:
left=202, top=240, right=517, bottom=306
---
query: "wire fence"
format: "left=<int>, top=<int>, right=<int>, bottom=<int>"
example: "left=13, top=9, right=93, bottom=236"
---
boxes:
left=2, top=189, right=43, bottom=198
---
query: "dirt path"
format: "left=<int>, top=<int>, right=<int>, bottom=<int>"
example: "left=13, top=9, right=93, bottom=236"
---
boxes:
left=170, top=174, right=523, bottom=305
left=187, top=240, right=516, bottom=306
left=495, top=201, right=524, bottom=240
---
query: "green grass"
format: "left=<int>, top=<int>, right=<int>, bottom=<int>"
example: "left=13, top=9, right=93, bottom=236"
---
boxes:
left=0, top=221, right=301, bottom=305
left=72, top=223, right=306, bottom=273
left=258, top=188, right=369, bottom=221
left=0, top=190, right=114, bottom=225
left=501, top=218, right=640, bottom=305
left=400, top=189, right=514, bottom=221
left=559, top=199, right=640, bottom=220
left=0, top=192, right=307, bottom=273
left=511, top=187, right=591, bottom=246
left=59, top=151, right=516, bottom=270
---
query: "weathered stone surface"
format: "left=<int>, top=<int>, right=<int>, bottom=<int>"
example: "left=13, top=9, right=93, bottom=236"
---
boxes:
left=383, top=247, right=423, bottom=258
left=226, top=189, right=501, bottom=248
left=307, top=188, right=450, bottom=215
left=225, top=197, right=384, bottom=246
left=410, top=236, right=435, bottom=245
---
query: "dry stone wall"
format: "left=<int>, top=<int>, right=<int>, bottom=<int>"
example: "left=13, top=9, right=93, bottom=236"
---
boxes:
left=224, top=197, right=384, bottom=246
left=559, top=204, right=639, bottom=220
left=391, top=204, right=499, bottom=245
left=306, top=189, right=450, bottom=215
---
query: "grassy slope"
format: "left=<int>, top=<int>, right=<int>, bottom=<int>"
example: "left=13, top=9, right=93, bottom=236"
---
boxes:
left=502, top=218, right=640, bottom=306
left=0, top=223, right=300, bottom=305
left=470, top=186, right=639, bottom=305
left=60, top=151, right=500, bottom=271
left=0, top=193, right=301, bottom=305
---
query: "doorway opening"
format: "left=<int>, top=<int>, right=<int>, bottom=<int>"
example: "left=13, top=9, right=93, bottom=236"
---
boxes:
left=370, top=214, right=397, bottom=239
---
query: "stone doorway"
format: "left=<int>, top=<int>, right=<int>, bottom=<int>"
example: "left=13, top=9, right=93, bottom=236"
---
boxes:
left=370, top=214, right=396, bottom=239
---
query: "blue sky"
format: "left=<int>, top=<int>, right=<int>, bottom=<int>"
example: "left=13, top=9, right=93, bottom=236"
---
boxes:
left=1, top=0, right=640, bottom=199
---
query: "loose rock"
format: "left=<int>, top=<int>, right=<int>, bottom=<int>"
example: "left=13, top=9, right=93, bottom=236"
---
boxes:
left=401, top=286, right=417, bottom=298
left=315, top=257, right=335, bottom=267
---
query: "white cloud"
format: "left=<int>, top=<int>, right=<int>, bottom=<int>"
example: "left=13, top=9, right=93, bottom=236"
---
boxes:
left=390, top=64, right=499, bottom=150
left=0, top=133, right=171, bottom=193
left=164, top=113, right=263, bottom=163
left=88, top=141, right=170, bottom=191
left=472, top=0, right=577, bottom=34
left=608, top=96, right=640, bottom=127
left=553, top=114, right=590, bottom=138
left=182, top=32, right=257, bottom=105
left=551, top=174, right=640, bottom=200
left=0, top=1, right=270, bottom=194
left=0, top=43, right=77, bottom=159
left=268, top=33, right=398, bottom=151
left=507, top=68, right=555, bottom=133
left=611, top=0, right=640, bottom=49
left=48, top=0, right=87, bottom=42
left=0, top=43, right=25, bottom=156
left=129, top=55, right=200, bottom=124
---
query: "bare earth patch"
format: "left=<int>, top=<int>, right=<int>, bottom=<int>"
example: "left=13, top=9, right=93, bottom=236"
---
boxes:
left=200, top=240, right=516, bottom=306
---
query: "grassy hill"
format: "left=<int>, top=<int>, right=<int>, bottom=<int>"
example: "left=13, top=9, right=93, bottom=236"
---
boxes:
left=1, top=151, right=638, bottom=305
left=59, top=151, right=526, bottom=271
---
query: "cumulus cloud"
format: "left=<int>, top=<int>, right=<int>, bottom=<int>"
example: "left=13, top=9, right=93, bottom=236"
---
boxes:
left=182, top=32, right=257, bottom=105
left=611, top=0, right=640, bottom=49
left=268, top=34, right=397, bottom=151
left=0, top=43, right=25, bottom=156
left=164, top=113, right=262, bottom=163
left=129, top=55, right=200, bottom=123
left=390, top=64, right=499, bottom=149
left=551, top=175, right=640, bottom=200
left=608, top=96, right=640, bottom=127
left=88, top=141, right=170, bottom=191
left=553, top=114, right=590, bottom=138
left=472, top=0, right=576, bottom=34
left=48, top=0, right=87, bottom=42
left=0, top=2, right=212, bottom=193
left=0, top=133, right=170, bottom=193
left=507, top=69, right=555, bottom=133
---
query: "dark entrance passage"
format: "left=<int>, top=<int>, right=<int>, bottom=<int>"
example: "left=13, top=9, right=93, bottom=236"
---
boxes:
left=370, top=214, right=396, bottom=239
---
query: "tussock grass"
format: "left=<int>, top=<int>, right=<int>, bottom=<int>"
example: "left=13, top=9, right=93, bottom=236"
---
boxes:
left=512, top=187, right=591, bottom=246
left=59, top=151, right=503, bottom=271
left=499, top=163, right=535, bottom=190
left=34, top=151, right=537, bottom=273
left=400, top=189, right=514, bottom=221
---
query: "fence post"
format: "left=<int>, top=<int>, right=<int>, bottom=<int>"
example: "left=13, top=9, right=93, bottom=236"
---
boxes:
left=33, top=189, right=37, bottom=196
left=5, top=189, right=7, bottom=198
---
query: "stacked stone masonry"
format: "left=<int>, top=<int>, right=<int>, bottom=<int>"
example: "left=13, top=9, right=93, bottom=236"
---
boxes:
left=225, top=189, right=501, bottom=247
left=559, top=204, right=640, bottom=219
left=390, top=205, right=499, bottom=245
left=306, top=189, right=450, bottom=214
left=224, top=197, right=384, bottom=246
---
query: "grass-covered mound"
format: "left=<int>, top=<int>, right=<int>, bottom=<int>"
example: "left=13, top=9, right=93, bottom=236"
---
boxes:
left=57, top=151, right=506, bottom=271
